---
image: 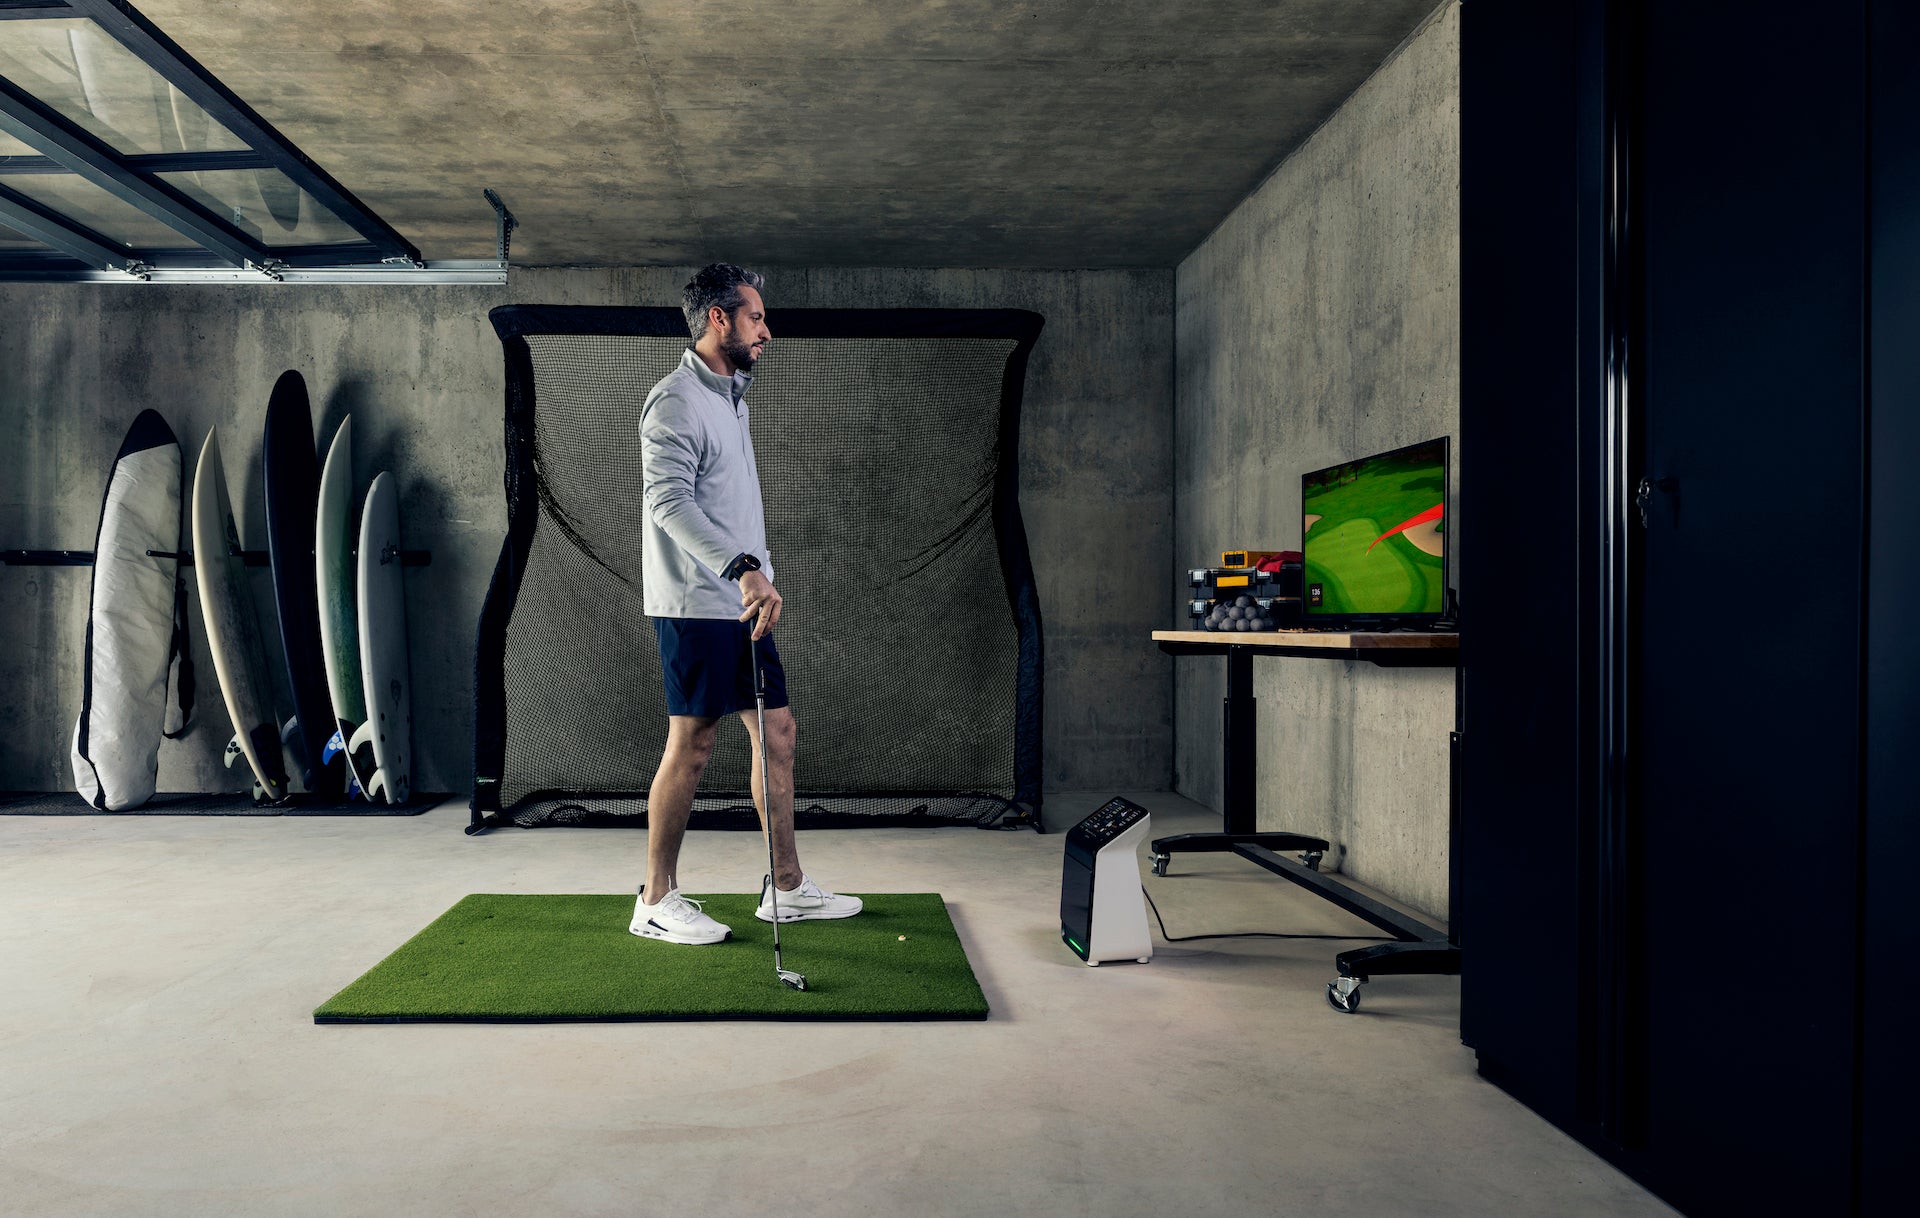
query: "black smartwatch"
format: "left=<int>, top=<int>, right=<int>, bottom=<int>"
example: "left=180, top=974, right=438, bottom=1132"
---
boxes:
left=721, top=552, right=762, bottom=581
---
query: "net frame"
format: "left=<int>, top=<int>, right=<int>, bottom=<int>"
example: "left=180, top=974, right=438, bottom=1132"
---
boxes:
left=468, top=305, right=1046, bottom=834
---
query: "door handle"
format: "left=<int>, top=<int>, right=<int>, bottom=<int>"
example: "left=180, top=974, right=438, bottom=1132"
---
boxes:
left=1634, top=475, right=1677, bottom=528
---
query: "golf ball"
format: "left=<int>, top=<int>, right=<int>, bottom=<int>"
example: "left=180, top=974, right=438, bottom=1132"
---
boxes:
left=898, top=935, right=908, bottom=941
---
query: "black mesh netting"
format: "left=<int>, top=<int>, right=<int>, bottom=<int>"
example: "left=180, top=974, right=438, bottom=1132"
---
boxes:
left=471, top=306, right=1045, bottom=832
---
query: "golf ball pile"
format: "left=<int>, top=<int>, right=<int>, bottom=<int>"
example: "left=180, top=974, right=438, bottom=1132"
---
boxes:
left=1205, top=595, right=1277, bottom=632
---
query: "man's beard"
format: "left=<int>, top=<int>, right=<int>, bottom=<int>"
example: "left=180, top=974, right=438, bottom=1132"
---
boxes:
left=721, top=331, right=758, bottom=372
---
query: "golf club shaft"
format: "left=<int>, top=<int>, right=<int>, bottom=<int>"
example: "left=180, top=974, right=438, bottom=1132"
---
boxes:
left=752, top=632, right=783, bottom=965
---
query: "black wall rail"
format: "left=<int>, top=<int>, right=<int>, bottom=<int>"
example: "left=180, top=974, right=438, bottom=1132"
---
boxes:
left=3, top=548, right=432, bottom=567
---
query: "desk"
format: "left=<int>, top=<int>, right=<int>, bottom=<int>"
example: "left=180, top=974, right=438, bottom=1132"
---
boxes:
left=1152, top=629, right=1461, bottom=1012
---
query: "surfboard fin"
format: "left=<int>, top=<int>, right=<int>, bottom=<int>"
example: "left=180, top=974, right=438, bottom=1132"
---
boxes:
left=322, top=728, right=346, bottom=766
left=365, top=768, right=388, bottom=803
left=224, top=735, right=243, bottom=769
left=276, top=717, right=318, bottom=794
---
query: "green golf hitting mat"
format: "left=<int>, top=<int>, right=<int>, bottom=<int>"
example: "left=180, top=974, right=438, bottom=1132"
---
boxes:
left=314, top=893, right=988, bottom=1023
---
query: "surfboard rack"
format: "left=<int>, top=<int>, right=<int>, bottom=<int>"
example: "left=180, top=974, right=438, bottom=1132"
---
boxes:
left=147, top=547, right=431, bottom=567
left=0, top=548, right=431, bottom=567
left=1, top=550, right=96, bottom=566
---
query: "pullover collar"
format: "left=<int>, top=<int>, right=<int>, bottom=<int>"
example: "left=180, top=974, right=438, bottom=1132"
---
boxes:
left=683, top=347, right=754, bottom=407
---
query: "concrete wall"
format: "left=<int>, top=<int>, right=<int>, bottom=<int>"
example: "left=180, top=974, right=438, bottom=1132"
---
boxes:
left=0, top=267, right=1173, bottom=806
left=1173, top=3, right=1459, bottom=917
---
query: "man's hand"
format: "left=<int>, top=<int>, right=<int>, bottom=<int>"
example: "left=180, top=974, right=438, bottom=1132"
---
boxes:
left=738, top=569, right=782, bottom=640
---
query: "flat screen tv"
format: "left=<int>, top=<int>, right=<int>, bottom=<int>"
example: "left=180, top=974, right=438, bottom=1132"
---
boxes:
left=1300, top=437, right=1450, bottom=630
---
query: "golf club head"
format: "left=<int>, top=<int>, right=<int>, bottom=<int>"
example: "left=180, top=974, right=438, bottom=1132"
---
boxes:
left=778, top=969, right=808, bottom=991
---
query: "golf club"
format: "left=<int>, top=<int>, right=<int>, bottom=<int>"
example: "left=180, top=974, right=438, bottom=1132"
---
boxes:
left=752, top=629, right=807, bottom=991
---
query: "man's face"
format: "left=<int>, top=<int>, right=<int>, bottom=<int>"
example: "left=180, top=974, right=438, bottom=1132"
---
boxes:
left=714, top=285, right=771, bottom=372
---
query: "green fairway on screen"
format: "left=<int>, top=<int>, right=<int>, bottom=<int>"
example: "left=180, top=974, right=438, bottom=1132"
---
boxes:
left=1302, top=439, right=1447, bottom=617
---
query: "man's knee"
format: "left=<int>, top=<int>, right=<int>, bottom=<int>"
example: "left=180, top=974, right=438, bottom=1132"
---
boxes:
left=663, top=718, right=718, bottom=770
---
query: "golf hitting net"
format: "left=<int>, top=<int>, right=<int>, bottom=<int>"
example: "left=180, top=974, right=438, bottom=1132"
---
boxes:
left=470, top=306, right=1045, bottom=833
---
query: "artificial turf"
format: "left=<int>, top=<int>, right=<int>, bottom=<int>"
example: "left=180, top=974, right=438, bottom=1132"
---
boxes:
left=314, top=893, right=988, bottom=1023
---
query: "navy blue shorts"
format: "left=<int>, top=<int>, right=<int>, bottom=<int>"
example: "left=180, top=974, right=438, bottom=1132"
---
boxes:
left=653, top=618, right=790, bottom=718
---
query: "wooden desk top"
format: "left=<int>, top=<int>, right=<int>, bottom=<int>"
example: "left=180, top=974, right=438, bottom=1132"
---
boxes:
left=1152, top=629, right=1458, bottom=651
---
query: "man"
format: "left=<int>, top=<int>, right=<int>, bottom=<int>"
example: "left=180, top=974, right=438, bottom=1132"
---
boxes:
left=630, top=263, right=862, bottom=944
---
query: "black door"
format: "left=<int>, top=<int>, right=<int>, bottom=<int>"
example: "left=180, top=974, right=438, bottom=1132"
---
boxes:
left=1618, top=5, right=1866, bottom=1212
left=1461, top=1, right=1892, bottom=1214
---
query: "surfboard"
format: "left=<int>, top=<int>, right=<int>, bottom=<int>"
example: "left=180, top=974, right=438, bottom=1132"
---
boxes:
left=71, top=409, right=190, bottom=810
left=351, top=472, right=411, bottom=804
left=263, top=370, right=342, bottom=797
left=191, top=428, right=288, bottom=802
left=315, top=415, right=375, bottom=795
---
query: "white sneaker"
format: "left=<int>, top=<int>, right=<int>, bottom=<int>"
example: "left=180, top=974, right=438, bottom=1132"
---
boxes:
left=630, top=887, right=731, bottom=944
left=755, top=874, right=863, bottom=923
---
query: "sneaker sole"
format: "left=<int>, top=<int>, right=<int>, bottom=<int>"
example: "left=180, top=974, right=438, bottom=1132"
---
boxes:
left=753, top=904, right=863, bottom=924
left=629, top=921, right=730, bottom=945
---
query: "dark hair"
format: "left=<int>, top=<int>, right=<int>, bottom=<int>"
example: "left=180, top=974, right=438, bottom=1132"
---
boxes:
left=682, top=263, right=766, bottom=340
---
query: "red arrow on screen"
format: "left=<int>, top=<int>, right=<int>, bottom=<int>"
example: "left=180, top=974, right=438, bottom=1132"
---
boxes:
left=1367, top=503, right=1444, bottom=553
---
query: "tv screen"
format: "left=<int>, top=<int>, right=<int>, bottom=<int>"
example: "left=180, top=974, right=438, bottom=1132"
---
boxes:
left=1301, top=437, right=1449, bottom=628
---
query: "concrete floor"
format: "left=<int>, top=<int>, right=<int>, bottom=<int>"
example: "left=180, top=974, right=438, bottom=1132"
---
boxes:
left=0, top=792, right=1675, bottom=1217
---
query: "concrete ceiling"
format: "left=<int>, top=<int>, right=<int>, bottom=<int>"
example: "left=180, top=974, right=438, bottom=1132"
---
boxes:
left=129, top=0, right=1442, bottom=268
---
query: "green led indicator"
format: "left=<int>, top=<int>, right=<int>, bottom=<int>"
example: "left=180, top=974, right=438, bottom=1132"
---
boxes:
left=1065, top=936, right=1084, bottom=953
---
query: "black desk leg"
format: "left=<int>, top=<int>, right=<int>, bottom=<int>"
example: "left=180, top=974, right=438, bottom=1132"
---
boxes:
left=1325, top=703, right=1464, bottom=1014
left=1222, top=645, right=1256, bottom=833
left=1151, top=645, right=1333, bottom=875
left=1153, top=638, right=1463, bottom=1014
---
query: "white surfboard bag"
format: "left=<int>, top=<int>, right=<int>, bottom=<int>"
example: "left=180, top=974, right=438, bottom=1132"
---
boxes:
left=71, top=410, right=196, bottom=810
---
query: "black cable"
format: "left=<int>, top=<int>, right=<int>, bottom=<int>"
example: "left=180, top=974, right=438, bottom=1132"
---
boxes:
left=1142, top=884, right=1395, bottom=944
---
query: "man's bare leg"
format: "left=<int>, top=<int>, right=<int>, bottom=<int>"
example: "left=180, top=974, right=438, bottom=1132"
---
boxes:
left=739, top=704, right=801, bottom=890
left=643, top=715, right=718, bottom=900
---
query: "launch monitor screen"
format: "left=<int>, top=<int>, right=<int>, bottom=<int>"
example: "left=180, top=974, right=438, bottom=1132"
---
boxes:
left=1301, top=437, right=1449, bottom=628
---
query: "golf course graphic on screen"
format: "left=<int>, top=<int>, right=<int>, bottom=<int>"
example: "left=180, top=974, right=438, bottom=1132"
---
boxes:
left=1302, top=438, right=1448, bottom=619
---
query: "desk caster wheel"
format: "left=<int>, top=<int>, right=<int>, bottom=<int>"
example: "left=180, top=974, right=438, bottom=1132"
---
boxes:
left=1327, top=977, right=1364, bottom=1013
left=1301, top=850, right=1324, bottom=871
left=1150, top=852, right=1170, bottom=877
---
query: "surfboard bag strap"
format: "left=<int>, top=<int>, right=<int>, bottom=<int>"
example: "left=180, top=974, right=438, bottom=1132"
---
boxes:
left=162, top=574, right=196, bottom=739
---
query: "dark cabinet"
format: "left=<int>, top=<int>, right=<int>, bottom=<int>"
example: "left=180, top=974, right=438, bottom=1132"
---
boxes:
left=1459, top=2, right=1914, bottom=1214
